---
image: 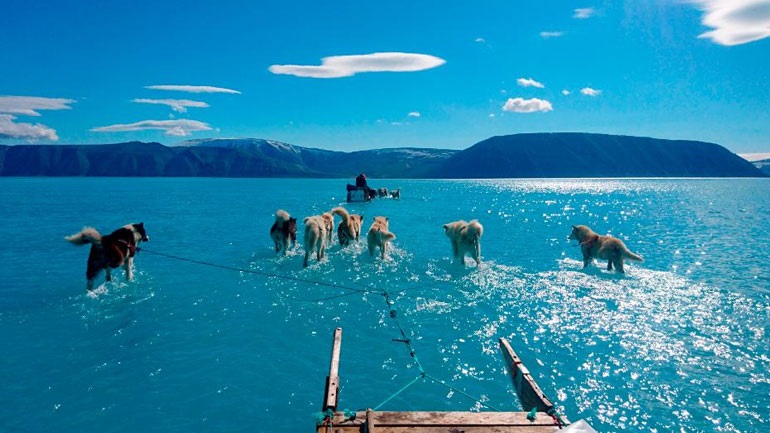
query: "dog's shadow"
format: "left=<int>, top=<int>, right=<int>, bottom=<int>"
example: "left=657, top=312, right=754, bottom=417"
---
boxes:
left=560, top=257, right=636, bottom=279
left=431, top=257, right=484, bottom=280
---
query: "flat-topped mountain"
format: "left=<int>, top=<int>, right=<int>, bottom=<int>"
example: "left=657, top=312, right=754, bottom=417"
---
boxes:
left=427, top=133, right=762, bottom=178
left=0, top=133, right=763, bottom=178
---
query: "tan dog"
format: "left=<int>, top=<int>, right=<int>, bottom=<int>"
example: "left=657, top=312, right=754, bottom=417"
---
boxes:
left=568, top=225, right=643, bottom=273
left=366, top=216, right=396, bottom=259
left=442, top=219, right=483, bottom=265
left=321, top=212, right=334, bottom=243
left=331, top=207, right=363, bottom=247
left=303, top=215, right=329, bottom=267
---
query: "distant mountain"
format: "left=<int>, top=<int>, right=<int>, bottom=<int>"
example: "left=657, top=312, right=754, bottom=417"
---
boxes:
left=751, top=159, right=770, bottom=176
left=427, top=133, right=763, bottom=178
left=0, top=133, right=764, bottom=178
left=740, top=153, right=770, bottom=176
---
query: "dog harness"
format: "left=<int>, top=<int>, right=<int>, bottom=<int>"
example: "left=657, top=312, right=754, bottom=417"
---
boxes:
left=117, top=239, right=137, bottom=257
left=580, top=235, right=599, bottom=249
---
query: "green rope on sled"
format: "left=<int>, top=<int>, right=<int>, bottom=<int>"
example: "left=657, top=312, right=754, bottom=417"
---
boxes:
left=313, top=408, right=335, bottom=426
left=527, top=407, right=538, bottom=421
left=547, top=407, right=570, bottom=427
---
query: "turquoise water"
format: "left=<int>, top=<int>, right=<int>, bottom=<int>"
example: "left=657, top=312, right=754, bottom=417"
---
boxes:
left=1, top=178, right=768, bottom=432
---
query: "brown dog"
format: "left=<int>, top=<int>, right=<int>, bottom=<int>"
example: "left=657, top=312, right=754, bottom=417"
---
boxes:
left=331, top=207, right=363, bottom=247
left=442, top=219, right=483, bottom=265
left=568, top=225, right=643, bottom=273
left=366, top=216, right=396, bottom=259
left=66, top=223, right=150, bottom=291
left=270, top=209, right=297, bottom=255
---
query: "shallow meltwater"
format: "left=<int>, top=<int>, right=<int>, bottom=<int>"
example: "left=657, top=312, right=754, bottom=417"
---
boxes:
left=1, top=178, right=768, bottom=433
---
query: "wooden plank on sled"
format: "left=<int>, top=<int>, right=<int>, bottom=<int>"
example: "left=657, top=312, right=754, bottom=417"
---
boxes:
left=321, top=410, right=563, bottom=433
left=323, top=327, right=342, bottom=411
left=499, top=338, right=555, bottom=414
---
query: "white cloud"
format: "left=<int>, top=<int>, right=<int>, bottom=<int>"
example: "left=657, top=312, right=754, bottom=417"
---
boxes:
left=132, top=98, right=210, bottom=113
left=145, top=85, right=241, bottom=94
left=580, top=87, right=602, bottom=96
left=0, top=96, right=76, bottom=117
left=502, top=98, right=553, bottom=113
left=268, top=52, right=446, bottom=78
left=540, top=31, right=565, bottom=38
left=91, top=119, right=212, bottom=137
left=408, top=111, right=421, bottom=117
left=489, top=113, right=496, bottom=118
left=562, top=89, right=571, bottom=95
left=574, top=8, right=595, bottom=19
left=691, top=0, right=770, bottom=46
left=0, top=114, right=59, bottom=140
left=475, top=37, right=486, bottom=43
left=517, top=77, right=545, bottom=88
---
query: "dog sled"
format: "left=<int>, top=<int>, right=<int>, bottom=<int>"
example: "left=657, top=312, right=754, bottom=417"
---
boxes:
left=346, top=184, right=374, bottom=202
left=315, top=328, right=591, bottom=433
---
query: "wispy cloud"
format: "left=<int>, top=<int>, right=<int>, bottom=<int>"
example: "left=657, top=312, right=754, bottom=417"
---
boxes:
left=408, top=111, right=421, bottom=117
left=580, top=87, right=602, bottom=96
left=517, top=77, right=545, bottom=88
left=691, top=0, right=770, bottom=45
left=0, top=114, right=59, bottom=140
left=0, top=96, right=76, bottom=116
left=132, top=98, right=210, bottom=113
left=562, top=89, right=571, bottom=95
left=502, top=97, right=553, bottom=113
left=92, top=119, right=212, bottom=137
left=475, top=37, right=486, bottom=43
left=540, top=31, right=565, bottom=38
left=268, top=52, right=446, bottom=78
left=573, top=7, right=595, bottom=19
left=145, top=85, right=241, bottom=94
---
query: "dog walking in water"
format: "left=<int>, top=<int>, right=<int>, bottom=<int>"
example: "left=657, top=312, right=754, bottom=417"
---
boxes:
left=66, top=223, right=150, bottom=291
left=568, top=224, right=642, bottom=273
left=442, top=219, right=483, bottom=265
left=331, top=206, right=363, bottom=247
left=302, top=215, right=329, bottom=267
left=366, top=216, right=396, bottom=259
left=270, top=209, right=297, bottom=255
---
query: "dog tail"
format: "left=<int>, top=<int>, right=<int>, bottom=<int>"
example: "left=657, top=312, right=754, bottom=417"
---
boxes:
left=65, top=227, right=102, bottom=246
left=275, top=209, right=290, bottom=223
left=466, top=219, right=484, bottom=240
left=331, top=206, right=350, bottom=222
left=378, top=228, right=396, bottom=242
left=624, top=248, right=643, bottom=262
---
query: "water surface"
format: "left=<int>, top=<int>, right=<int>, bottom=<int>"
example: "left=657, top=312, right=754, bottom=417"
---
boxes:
left=1, top=178, right=768, bottom=433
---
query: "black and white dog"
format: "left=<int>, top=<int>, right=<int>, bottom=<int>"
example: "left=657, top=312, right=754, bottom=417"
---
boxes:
left=270, top=209, right=297, bottom=255
left=66, top=223, right=149, bottom=291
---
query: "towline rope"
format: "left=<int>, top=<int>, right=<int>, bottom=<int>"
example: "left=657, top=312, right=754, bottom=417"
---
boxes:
left=375, top=288, right=504, bottom=412
left=140, top=247, right=444, bottom=302
left=142, top=247, right=560, bottom=419
left=141, top=248, right=375, bottom=294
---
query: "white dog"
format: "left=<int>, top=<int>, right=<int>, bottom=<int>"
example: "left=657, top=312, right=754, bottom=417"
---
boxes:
left=366, top=216, right=396, bottom=259
left=443, top=219, right=483, bottom=265
left=303, top=215, right=329, bottom=267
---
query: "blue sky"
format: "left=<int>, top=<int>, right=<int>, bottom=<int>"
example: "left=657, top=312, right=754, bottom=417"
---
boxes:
left=1, top=0, right=769, bottom=153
